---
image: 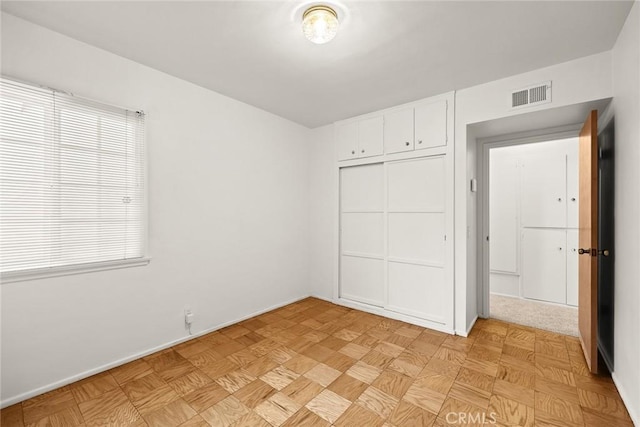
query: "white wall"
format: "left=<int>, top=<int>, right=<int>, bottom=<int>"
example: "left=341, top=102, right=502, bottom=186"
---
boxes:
left=455, top=51, right=613, bottom=334
left=0, top=13, right=310, bottom=406
left=308, top=125, right=335, bottom=301
left=611, top=2, right=640, bottom=423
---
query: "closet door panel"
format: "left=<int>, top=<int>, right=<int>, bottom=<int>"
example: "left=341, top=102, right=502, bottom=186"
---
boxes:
left=387, top=156, right=445, bottom=212
left=566, top=229, right=578, bottom=306
left=387, top=262, right=445, bottom=322
left=388, top=213, right=444, bottom=265
left=340, top=163, right=384, bottom=212
left=340, top=256, right=384, bottom=306
left=522, top=228, right=566, bottom=304
left=567, top=145, right=579, bottom=228
left=521, top=152, right=566, bottom=227
left=341, top=213, right=384, bottom=255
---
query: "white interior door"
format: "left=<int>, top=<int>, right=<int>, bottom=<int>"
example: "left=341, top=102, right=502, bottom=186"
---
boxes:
left=521, top=152, right=567, bottom=227
left=522, top=228, right=567, bottom=304
left=386, top=156, right=446, bottom=323
left=340, top=164, right=384, bottom=306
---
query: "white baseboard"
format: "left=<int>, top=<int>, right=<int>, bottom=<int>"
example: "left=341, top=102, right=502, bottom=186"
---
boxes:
left=315, top=294, right=454, bottom=335
left=456, top=315, right=479, bottom=337
left=611, top=372, right=639, bottom=426
left=0, top=294, right=311, bottom=409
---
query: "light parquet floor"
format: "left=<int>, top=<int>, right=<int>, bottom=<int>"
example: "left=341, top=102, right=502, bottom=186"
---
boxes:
left=1, top=298, right=634, bottom=426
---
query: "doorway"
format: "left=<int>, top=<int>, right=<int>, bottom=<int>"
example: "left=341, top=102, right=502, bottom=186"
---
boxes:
left=480, top=133, right=581, bottom=335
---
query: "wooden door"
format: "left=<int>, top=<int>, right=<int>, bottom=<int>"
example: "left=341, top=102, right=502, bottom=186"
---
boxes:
left=578, top=110, right=598, bottom=373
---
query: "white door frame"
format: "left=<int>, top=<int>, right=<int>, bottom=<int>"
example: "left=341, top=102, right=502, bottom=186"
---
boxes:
left=476, top=125, right=581, bottom=318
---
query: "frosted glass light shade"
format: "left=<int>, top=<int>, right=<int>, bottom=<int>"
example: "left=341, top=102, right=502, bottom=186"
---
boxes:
left=302, top=5, right=339, bottom=44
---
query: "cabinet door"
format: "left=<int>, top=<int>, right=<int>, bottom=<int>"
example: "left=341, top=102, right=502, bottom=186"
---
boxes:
left=521, top=152, right=567, bottom=227
left=566, top=143, right=579, bottom=228
left=415, top=100, right=447, bottom=150
left=566, top=229, right=578, bottom=306
left=384, top=108, right=414, bottom=154
left=336, top=122, right=358, bottom=161
left=522, top=228, right=566, bottom=304
left=358, top=116, right=383, bottom=158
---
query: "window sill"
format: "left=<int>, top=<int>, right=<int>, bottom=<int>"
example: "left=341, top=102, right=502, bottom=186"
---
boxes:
left=1, top=258, right=151, bottom=284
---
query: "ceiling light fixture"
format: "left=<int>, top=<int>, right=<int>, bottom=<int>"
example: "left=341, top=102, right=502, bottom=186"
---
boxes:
left=302, top=5, right=339, bottom=44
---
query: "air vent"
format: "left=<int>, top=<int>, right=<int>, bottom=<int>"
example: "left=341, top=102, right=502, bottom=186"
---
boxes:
left=511, top=81, right=551, bottom=109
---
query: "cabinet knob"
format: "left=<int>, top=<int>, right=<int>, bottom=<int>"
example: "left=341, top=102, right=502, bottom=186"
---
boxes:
left=418, top=140, right=423, bottom=144
left=361, top=149, right=365, bottom=153
left=571, top=197, right=576, bottom=202
left=351, top=150, right=355, bottom=155
left=559, top=247, right=563, bottom=251
left=557, top=198, right=562, bottom=202
left=405, top=141, right=410, bottom=146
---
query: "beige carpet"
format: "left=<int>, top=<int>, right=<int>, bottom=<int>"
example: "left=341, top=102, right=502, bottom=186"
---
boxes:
left=490, top=294, right=579, bottom=337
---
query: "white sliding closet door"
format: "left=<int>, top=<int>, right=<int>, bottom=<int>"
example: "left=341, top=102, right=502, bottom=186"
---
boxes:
left=386, top=157, right=446, bottom=322
left=340, top=164, right=385, bottom=306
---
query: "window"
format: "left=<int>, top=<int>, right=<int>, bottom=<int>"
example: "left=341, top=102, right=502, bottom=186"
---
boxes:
left=0, top=77, right=147, bottom=281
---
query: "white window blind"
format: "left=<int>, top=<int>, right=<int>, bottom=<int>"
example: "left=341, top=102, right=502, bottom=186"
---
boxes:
left=0, top=77, right=146, bottom=280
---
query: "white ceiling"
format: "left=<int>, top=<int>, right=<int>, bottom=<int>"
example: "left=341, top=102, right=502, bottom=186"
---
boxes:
left=1, top=1, right=633, bottom=128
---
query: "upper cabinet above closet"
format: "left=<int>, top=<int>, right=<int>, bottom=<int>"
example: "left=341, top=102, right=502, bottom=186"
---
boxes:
left=336, top=93, right=452, bottom=162
left=336, top=116, right=383, bottom=161
left=384, top=99, right=448, bottom=154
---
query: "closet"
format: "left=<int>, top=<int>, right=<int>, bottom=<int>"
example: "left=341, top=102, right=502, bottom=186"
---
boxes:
left=490, top=138, right=579, bottom=306
left=336, top=92, right=454, bottom=332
